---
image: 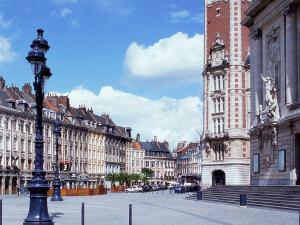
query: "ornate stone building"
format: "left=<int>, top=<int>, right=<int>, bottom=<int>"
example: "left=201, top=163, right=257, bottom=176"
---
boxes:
left=0, top=77, right=132, bottom=194
left=243, top=0, right=300, bottom=185
left=201, top=0, right=251, bottom=187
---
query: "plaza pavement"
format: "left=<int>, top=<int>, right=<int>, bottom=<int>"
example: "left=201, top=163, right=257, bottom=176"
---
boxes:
left=2, top=191, right=298, bottom=225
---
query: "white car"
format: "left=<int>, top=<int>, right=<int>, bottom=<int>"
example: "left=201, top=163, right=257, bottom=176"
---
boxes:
left=125, top=186, right=143, bottom=193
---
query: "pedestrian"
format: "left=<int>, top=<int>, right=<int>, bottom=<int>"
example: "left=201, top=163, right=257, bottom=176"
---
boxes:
left=17, top=186, right=20, bottom=196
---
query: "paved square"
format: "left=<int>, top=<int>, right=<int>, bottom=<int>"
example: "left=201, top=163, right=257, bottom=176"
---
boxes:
left=2, top=192, right=298, bottom=225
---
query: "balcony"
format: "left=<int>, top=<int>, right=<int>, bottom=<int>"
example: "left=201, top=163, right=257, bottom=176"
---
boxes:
left=204, top=131, right=229, bottom=140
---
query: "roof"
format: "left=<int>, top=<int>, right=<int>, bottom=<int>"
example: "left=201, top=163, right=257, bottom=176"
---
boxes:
left=0, top=77, right=131, bottom=140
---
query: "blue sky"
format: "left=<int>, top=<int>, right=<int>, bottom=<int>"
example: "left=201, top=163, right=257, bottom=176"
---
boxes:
left=0, top=0, right=204, bottom=147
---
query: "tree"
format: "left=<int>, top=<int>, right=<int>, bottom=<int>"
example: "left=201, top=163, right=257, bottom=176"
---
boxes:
left=140, top=174, right=149, bottom=185
left=141, top=168, right=154, bottom=178
left=131, top=173, right=141, bottom=185
left=123, top=173, right=132, bottom=187
left=105, top=173, right=119, bottom=187
left=117, top=173, right=126, bottom=186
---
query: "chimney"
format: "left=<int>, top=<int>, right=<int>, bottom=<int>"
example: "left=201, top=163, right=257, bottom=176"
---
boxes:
left=0, top=77, right=5, bottom=89
left=79, top=105, right=86, bottom=112
left=136, top=133, right=140, bottom=142
left=58, top=96, right=70, bottom=110
left=101, top=113, right=110, bottom=120
left=154, top=136, right=157, bottom=142
left=126, top=127, right=132, bottom=138
left=22, top=83, right=32, bottom=95
left=88, top=107, right=93, bottom=114
left=163, top=141, right=169, bottom=149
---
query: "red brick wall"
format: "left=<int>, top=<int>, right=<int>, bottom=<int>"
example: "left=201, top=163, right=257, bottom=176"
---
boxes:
left=206, top=1, right=230, bottom=55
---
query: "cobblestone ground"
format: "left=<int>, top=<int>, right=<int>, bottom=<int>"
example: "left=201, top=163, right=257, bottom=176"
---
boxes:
left=2, top=191, right=298, bottom=225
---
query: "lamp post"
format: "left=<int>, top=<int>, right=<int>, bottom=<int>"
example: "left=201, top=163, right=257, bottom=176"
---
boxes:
left=23, top=29, right=53, bottom=225
left=51, top=118, right=63, bottom=201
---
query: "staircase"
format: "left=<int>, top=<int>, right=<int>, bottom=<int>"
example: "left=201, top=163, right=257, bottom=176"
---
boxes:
left=186, top=185, right=300, bottom=212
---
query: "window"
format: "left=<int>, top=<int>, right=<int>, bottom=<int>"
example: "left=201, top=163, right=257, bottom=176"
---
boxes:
left=214, top=117, right=224, bottom=134
left=151, top=161, right=155, bottom=168
left=253, top=154, right=260, bottom=173
left=146, top=161, right=149, bottom=167
left=278, top=150, right=286, bottom=171
left=214, top=143, right=224, bottom=161
left=216, top=8, right=220, bottom=16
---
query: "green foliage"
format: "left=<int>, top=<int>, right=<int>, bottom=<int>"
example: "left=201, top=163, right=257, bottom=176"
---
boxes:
left=105, top=173, right=119, bottom=186
left=141, top=168, right=154, bottom=178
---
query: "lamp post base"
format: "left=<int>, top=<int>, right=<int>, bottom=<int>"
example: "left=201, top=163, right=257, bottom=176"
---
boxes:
left=23, top=178, right=54, bottom=225
left=51, top=178, right=63, bottom=201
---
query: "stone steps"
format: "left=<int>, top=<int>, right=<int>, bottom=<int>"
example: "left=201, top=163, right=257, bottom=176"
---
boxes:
left=185, top=186, right=300, bottom=212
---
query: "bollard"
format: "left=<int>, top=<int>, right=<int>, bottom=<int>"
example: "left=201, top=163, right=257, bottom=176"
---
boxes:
left=81, top=202, right=85, bottom=225
left=129, top=204, right=132, bottom=225
left=39, top=199, right=42, bottom=225
left=0, top=199, right=2, bottom=225
left=197, top=191, right=202, bottom=201
left=240, top=194, right=247, bottom=207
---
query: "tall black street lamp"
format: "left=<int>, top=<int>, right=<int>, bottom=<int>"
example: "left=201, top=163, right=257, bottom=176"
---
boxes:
left=23, top=29, right=54, bottom=225
left=51, top=118, right=63, bottom=201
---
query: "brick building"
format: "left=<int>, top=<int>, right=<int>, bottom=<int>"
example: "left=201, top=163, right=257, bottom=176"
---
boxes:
left=201, top=0, right=251, bottom=187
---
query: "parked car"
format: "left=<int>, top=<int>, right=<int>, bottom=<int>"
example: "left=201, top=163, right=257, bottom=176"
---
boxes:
left=125, top=186, right=143, bottom=193
left=174, top=185, right=185, bottom=193
left=150, top=184, right=159, bottom=191
left=142, top=185, right=151, bottom=192
left=159, top=185, right=168, bottom=190
left=168, top=182, right=179, bottom=190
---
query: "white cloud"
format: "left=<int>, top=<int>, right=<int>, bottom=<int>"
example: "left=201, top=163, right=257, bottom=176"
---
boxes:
left=169, top=10, right=191, bottom=23
left=168, top=9, right=203, bottom=24
left=124, top=32, right=204, bottom=84
left=62, top=86, right=202, bottom=148
left=0, top=13, right=12, bottom=29
left=59, top=7, right=73, bottom=17
left=0, top=37, right=17, bottom=64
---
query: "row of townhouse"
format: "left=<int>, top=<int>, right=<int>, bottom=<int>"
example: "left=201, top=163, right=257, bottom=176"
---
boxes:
left=0, top=77, right=132, bottom=195
left=174, top=141, right=201, bottom=184
left=129, top=134, right=176, bottom=185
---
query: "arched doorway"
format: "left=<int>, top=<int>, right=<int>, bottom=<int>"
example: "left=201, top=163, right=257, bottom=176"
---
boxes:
left=212, top=170, right=225, bottom=186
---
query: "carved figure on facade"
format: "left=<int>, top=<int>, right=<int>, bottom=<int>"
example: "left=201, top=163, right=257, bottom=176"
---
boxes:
left=266, top=26, right=281, bottom=105
left=272, top=126, right=278, bottom=147
left=262, top=74, right=278, bottom=117
left=255, top=105, right=263, bottom=123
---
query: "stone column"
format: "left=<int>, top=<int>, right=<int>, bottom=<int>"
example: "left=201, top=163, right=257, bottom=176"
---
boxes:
left=285, top=5, right=298, bottom=104
left=1, top=176, right=4, bottom=195
left=8, top=176, right=12, bottom=195
left=253, top=29, right=263, bottom=108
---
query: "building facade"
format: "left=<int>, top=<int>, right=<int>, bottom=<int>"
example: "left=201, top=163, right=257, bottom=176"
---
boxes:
left=243, top=0, right=300, bottom=185
left=0, top=77, right=132, bottom=194
left=175, top=142, right=201, bottom=184
left=201, top=0, right=251, bottom=188
left=128, top=134, right=145, bottom=174
left=132, top=136, right=175, bottom=185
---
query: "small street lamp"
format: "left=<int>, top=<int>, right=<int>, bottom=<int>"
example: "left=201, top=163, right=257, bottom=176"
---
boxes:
left=51, top=118, right=63, bottom=201
left=23, top=29, right=53, bottom=225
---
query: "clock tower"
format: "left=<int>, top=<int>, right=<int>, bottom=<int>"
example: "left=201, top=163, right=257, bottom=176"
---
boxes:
left=201, top=0, right=251, bottom=188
